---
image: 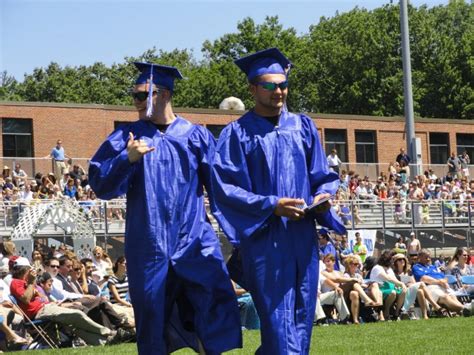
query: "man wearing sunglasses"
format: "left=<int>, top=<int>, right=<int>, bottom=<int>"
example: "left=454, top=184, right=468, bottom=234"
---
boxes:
left=212, top=48, right=345, bottom=355
left=89, top=62, right=241, bottom=355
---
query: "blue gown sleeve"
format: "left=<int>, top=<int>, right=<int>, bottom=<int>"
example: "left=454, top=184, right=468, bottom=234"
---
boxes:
left=88, top=126, right=135, bottom=200
left=211, top=124, right=279, bottom=244
left=188, top=125, right=216, bottom=196
left=301, top=115, right=339, bottom=197
left=301, top=115, right=346, bottom=235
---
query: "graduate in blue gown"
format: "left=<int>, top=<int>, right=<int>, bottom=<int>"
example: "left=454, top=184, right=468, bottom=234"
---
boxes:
left=89, top=62, right=241, bottom=355
left=211, top=48, right=346, bottom=355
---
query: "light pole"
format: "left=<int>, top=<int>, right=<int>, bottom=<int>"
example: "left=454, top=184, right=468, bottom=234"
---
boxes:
left=400, top=0, right=418, bottom=176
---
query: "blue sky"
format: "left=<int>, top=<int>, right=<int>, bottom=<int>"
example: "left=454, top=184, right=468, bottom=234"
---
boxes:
left=1, top=0, right=450, bottom=81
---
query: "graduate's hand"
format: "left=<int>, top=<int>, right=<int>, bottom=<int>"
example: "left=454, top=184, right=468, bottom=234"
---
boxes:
left=311, top=193, right=331, bottom=214
left=274, top=198, right=305, bottom=221
left=127, top=132, right=155, bottom=163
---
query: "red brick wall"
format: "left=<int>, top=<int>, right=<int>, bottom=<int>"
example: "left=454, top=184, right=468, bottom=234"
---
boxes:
left=0, top=102, right=472, bottom=165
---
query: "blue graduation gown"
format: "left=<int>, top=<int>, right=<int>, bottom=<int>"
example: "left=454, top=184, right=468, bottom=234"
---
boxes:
left=89, top=117, right=242, bottom=355
left=212, top=110, right=345, bottom=355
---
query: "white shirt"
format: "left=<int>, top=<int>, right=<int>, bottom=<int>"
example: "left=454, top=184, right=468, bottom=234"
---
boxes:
left=0, top=279, right=11, bottom=303
left=51, top=277, right=82, bottom=301
left=370, top=265, right=395, bottom=283
left=327, top=154, right=341, bottom=167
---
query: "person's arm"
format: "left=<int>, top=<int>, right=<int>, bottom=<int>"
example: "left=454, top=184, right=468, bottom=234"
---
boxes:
left=376, top=267, right=405, bottom=288
left=17, top=270, right=37, bottom=304
left=211, top=123, right=280, bottom=242
left=51, top=279, right=82, bottom=300
left=322, top=277, right=343, bottom=294
left=108, top=282, right=131, bottom=307
left=80, top=267, right=89, bottom=294
left=231, top=280, right=248, bottom=297
left=300, top=115, right=346, bottom=234
left=322, top=270, right=355, bottom=284
left=420, top=275, right=449, bottom=289
left=88, top=126, right=140, bottom=200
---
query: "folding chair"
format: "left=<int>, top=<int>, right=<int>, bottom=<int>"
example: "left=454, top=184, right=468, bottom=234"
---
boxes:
left=445, top=275, right=470, bottom=303
left=461, top=275, right=474, bottom=301
left=9, top=295, right=60, bottom=349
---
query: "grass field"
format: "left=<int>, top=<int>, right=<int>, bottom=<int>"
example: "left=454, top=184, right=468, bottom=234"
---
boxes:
left=15, top=317, right=473, bottom=354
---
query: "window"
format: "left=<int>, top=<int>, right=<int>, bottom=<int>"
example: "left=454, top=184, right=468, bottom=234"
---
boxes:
left=355, top=130, right=377, bottom=163
left=2, top=118, right=33, bottom=157
left=456, top=133, right=474, bottom=160
left=206, top=125, right=226, bottom=139
left=324, top=129, right=347, bottom=162
left=429, top=133, right=449, bottom=164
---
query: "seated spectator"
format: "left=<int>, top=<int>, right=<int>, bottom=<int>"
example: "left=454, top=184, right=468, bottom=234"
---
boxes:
left=368, top=250, right=407, bottom=320
left=394, top=236, right=407, bottom=254
left=314, top=271, right=350, bottom=324
left=79, top=258, right=103, bottom=296
left=446, top=247, right=473, bottom=278
left=92, top=246, right=113, bottom=280
left=108, top=257, right=134, bottom=324
left=344, top=255, right=382, bottom=304
left=392, top=253, right=443, bottom=319
left=12, top=164, right=27, bottom=188
left=63, top=178, right=77, bottom=199
left=322, top=254, right=377, bottom=324
left=30, top=249, right=45, bottom=276
left=319, top=230, right=340, bottom=271
left=69, top=164, right=88, bottom=187
left=53, top=256, right=131, bottom=331
left=2, top=166, right=11, bottom=181
left=108, top=257, right=131, bottom=308
left=412, top=249, right=472, bottom=316
left=0, top=259, right=29, bottom=348
left=18, top=184, right=34, bottom=202
left=9, top=259, right=128, bottom=346
left=421, top=202, right=430, bottom=224
left=339, top=204, right=352, bottom=226
left=231, top=281, right=260, bottom=330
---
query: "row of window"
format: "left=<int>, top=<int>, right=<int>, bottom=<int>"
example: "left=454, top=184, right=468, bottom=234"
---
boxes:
left=2, top=118, right=473, bottom=165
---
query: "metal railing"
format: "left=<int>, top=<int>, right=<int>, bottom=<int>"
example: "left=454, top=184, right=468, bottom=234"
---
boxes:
left=0, top=198, right=472, bottom=247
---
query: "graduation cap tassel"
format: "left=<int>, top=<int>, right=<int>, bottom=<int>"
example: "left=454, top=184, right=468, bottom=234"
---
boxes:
left=145, top=64, right=154, bottom=118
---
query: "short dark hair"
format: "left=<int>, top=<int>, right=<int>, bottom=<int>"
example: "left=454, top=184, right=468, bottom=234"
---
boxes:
left=377, top=249, right=395, bottom=267
left=45, top=257, right=59, bottom=266
left=58, top=256, right=71, bottom=266
left=80, top=258, right=93, bottom=266
left=12, top=265, right=30, bottom=280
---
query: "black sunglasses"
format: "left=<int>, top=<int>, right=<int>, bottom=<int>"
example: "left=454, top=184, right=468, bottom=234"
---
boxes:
left=74, top=268, right=81, bottom=272
left=257, top=81, right=288, bottom=91
left=131, top=91, right=157, bottom=101
left=50, top=265, right=60, bottom=269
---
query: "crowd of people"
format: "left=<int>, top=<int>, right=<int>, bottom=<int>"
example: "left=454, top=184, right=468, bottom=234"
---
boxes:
left=0, top=241, right=135, bottom=351
left=0, top=47, right=472, bottom=353
left=315, top=239, right=474, bottom=326
left=328, top=148, right=473, bottom=226
left=0, top=237, right=471, bottom=351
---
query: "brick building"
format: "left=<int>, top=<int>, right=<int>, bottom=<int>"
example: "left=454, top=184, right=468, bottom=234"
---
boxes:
left=0, top=101, right=473, bottom=177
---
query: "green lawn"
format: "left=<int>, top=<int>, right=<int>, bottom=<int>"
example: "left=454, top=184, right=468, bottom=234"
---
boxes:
left=15, top=317, right=473, bottom=354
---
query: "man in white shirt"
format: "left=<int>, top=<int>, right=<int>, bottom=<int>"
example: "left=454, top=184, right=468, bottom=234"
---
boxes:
left=327, top=149, right=342, bottom=174
left=12, top=164, right=27, bottom=188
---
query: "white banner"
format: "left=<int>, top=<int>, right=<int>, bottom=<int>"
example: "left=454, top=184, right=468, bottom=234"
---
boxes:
left=347, top=230, right=377, bottom=257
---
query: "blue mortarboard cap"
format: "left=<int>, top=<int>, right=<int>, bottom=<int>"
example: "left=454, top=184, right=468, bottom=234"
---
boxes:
left=133, top=62, right=183, bottom=91
left=319, top=228, right=330, bottom=236
left=234, top=47, right=292, bottom=81
left=133, top=62, right=183, bottom=117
